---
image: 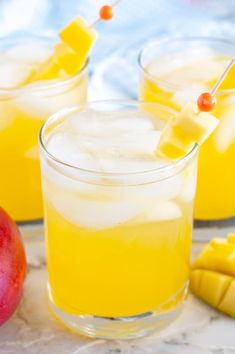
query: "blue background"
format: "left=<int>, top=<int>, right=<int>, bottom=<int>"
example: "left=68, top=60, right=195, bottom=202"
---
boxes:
left=1, top=0, right=235, bottom=99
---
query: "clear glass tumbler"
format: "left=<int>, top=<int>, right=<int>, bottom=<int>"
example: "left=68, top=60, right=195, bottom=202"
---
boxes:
left=139, top=36, right=235, bottom=221
left=40, top=100, right=198, bottom=339
left=0, top=35, right=88, bottom=222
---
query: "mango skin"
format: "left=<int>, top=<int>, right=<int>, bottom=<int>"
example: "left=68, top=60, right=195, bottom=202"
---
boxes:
left=190, top=234, right=235, bottom=317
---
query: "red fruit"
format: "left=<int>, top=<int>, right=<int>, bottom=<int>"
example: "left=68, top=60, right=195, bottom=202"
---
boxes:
left=197, top=92, right=216, bottom=112
left=99, top=5, right=114, bottom=20
left=0, top=207, right=26, bottom=325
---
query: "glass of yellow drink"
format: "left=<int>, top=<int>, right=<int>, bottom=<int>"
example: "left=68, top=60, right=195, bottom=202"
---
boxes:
left=0, top=35, right=88, bottom=222
left=139, top=37, right=235, bottom=220
left=40, top=100, right=198, bottom=339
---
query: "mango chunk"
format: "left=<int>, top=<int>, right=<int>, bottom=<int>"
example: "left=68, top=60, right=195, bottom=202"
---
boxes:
left=26, top=57, right=60, bottom=83
left=173, top=102, right=219, bottom=145
left=60, top=16, right=97, bottom=66
left=157, top=124, right=194, bottom=159
left=26, top=16, right=97, bottom=84
left=218, top=280, right=235, bottom=317
left=157, top=102, right=219, bottom=159
left=53, top=42, right=84, bottom=75
left=190, top=269, right=233, bottom=308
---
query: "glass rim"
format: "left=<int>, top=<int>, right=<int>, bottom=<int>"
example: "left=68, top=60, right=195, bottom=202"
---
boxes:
left=39, top=99, right=198, bottom=180
left=138, top=35, right=235, bottom=95
left=0, top=34, right=88, bottom=95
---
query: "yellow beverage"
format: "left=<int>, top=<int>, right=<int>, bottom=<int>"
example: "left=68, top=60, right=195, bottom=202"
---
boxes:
left=45, top=202, right=192, bottom=318
left=0, top=36, right=88, bottom=221
left=139, top=37, right=235, bottom=220
left=40, top=101, right=198, bottom=338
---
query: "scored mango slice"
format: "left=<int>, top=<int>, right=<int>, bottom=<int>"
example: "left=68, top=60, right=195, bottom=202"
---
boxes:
left=157, top=102, right=219, bottom=159
left=192, top=237, right=235, bottom=277
left=191, top=233, right=235, bottom=317
left=190, top=270, right=233, bottom=312
left=218, top=280, right=235, bottom=317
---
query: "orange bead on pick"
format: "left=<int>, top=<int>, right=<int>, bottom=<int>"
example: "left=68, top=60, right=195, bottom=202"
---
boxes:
left=100, top=5, right=114, bottom=20
left=197, top=92, right=216, bottom=112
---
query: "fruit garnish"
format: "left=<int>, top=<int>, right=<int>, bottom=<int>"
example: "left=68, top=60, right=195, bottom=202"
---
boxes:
left=157, top=57, right=235, bottom=159
left=190, top=233, right=235, bottom=317
left=157, top=102, right=219, bottom=159
left=27, top=1, right=120, bottom=83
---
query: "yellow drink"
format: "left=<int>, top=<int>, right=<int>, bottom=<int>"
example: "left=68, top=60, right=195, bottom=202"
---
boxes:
left=0, top=36, right=88, bottom=221
left=139, top=37, right=235, bottom=220
left=46, top=202, right=192, bottom=318
left=40, top=101, right=197, bottom=338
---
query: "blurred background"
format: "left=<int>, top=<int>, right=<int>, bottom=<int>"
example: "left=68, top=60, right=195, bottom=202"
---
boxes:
left=1, top=0, right=235, bottom=98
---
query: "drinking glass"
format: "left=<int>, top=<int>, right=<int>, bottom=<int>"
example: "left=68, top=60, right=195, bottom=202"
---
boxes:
left=40, top=100, right=198, bottom=339
left=0, top=35, right=88, bottom=222
left=139, top=36, right=235, bottom=220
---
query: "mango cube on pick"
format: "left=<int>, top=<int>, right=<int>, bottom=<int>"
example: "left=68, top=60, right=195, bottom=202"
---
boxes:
left=60, top=16, right=97, bottom=67
left=191, top=233, right=235, bottom=317
left=53, top=42, right=84, bottom=75
left=26, top=16, right=97, bottom=83
left=26, top=57, right=60, bottom=83
left=157, top=124, right=194, bottom=159
left=157, top=102, right=219, bottom=159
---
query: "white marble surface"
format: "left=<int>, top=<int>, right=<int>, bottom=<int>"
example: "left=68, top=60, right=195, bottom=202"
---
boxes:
left=0, top=224, right=235, bottom=354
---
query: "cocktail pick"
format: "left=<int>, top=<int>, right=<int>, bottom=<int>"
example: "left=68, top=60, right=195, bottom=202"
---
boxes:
left=92, top=0, right=121, bottom=27
left=197, top=57, right=235, bottom=112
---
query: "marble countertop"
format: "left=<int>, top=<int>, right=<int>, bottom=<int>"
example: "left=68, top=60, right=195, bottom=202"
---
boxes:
left=0, top=224, right=235, bottom=354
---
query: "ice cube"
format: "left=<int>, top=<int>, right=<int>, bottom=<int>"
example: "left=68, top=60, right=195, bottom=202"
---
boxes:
left=213, top=107, right=235, bottom=153
left=6, top=42, right=51, bottom=64
left=42, top=106, right=184, bottom=208
left=77, top=130, right=161, bottom=162
left=123, top=171, right=183, bottom=202
left=148, top=48, right=214, bottom=76
left=45, top=109, right=163, bottom=173
left=148, top=47, right=227, bottom=87
left=13, top=78, right=87, bottom=120
left=49, top=192, right=144, bottom=229
left=69, top=110, right=156, bottom=136
left=172, top=86, right=206, bottom=108
left=0, top=61, right=34, bottom=89
left=46, top=132, right=103, bottom=171
left=131, top=201, right=182, bottom=224
left=180, top=161, right=197, bottom=202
